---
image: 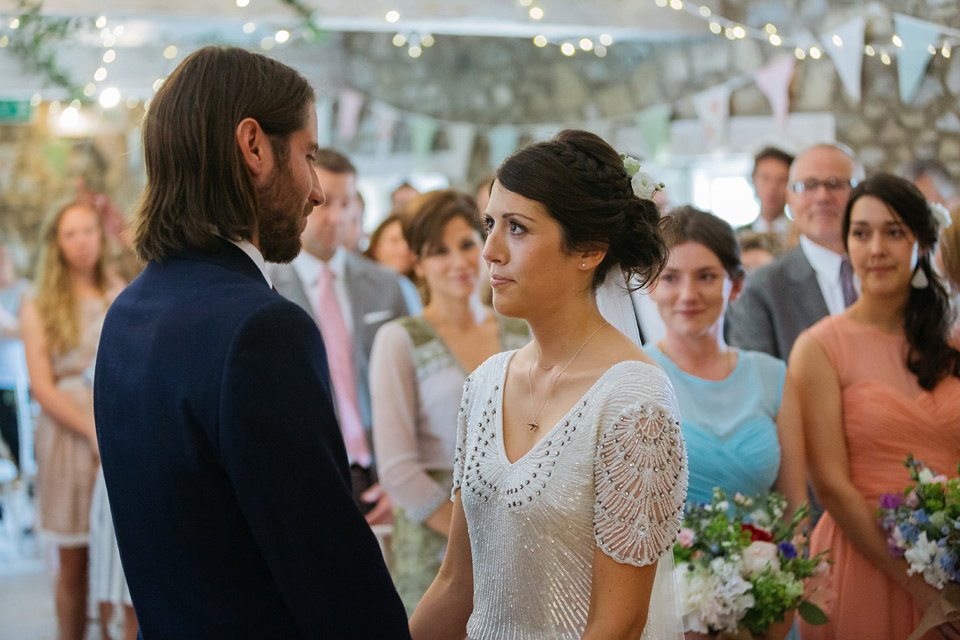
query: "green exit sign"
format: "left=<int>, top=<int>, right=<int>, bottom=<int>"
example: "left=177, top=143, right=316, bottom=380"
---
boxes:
left=0, top=101, right=32, bottom=123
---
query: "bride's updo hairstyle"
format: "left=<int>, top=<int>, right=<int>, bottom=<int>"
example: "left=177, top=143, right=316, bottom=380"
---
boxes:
left=495, top=129, right=668, bottom=290
left=843, top=172, right=960, bottom=390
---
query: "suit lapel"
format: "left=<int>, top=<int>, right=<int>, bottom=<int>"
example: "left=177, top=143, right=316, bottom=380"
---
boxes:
left=785, top=247, right=830, bottom=325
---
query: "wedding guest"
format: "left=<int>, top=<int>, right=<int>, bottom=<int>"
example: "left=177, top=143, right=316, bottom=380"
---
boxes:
left=411, top=130, right=687, bottom=639
left=791, top=174, right=960, bottom=639
left=935, top=206, right=960, bottom=293
left=900, top=157, right=959, bottom=210
left=365, top=212, right=422, bottom=314
left=0, top=242, right=30, bottom=467
left=737, top=230, right=784, bottom=273
left=370, top=189, right=529, bottom=614
left=728, top=144, right=863, bottom=360
left=268, top=149, right=411, bottom=523
left=21, top=202, right=121, bottom=640
left=474, top=176, right=493, bottom=215
left=646, top=207, right=805, bottom=517
left=391, top=181, right=420, bottom=213
left=740, top=147, right=794, bottom=245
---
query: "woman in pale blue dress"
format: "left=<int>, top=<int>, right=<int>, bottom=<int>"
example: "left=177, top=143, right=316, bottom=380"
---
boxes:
left=644, top=206, right=805, bottom=639
left=644, top=206, right=805, bottom=510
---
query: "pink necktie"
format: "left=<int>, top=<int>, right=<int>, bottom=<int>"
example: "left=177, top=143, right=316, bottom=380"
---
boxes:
left=316, top=267, right=372, bottom=467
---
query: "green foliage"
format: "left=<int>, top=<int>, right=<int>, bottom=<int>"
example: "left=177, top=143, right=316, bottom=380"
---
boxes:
left=7, top=0, right=90, bottom=101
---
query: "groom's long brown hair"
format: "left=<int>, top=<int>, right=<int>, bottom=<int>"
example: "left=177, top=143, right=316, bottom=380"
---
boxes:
left=134, top=46, right=315, bottom=262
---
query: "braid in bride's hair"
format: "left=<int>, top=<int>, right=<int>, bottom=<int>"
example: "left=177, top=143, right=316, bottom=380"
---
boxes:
left=495, top=129, right=667, bottom=289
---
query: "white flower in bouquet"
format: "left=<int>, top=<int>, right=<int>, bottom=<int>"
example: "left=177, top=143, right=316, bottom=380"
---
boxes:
left=904, top=532, right=948, bottom=587
left=742, top=541, right=781, bottom=576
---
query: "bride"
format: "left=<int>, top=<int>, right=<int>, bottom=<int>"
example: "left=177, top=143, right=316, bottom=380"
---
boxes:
left=410, top=130, right=687, bottom=640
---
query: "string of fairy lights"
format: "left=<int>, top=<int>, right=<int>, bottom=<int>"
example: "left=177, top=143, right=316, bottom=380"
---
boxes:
left=1, top=0, right=959, bottom=121
left=649, top=0, right=957, bottom=64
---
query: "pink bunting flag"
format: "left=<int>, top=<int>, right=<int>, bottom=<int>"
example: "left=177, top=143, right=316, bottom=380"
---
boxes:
left=691, top=85, right=731, bottom=150
left=754, top=55, right=796, bottom=132
left=337, top=88, right=365, bottom=143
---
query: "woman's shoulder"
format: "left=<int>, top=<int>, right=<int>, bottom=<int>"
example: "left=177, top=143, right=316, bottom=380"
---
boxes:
left=465, top=349, right=514, bottom=385
left=383, top=315, right=434, bottom=347
left=594, top=359, right=677, bottom=410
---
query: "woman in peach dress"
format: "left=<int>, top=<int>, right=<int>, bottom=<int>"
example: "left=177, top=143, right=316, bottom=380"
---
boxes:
left=791, top=174, right=960, bottom=640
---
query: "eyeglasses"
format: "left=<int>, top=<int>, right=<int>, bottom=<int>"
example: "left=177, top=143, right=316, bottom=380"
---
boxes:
left=789, top=177, right=857, bottom=194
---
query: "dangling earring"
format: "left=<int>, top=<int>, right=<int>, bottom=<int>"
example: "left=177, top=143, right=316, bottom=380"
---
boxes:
left=911, top=267, right=929, bottom=289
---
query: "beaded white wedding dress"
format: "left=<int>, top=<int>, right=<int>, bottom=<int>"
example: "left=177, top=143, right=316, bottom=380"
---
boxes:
left=453, top=327, right=687, bottom=639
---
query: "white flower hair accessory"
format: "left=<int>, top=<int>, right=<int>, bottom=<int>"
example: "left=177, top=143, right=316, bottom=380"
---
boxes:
left=619, top=153, right=665, bottom=200
left=929, top=202, right=953, bottom=230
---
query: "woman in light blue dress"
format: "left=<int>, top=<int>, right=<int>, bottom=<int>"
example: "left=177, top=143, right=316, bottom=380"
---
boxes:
left=644, top=206, right=806, bottom=513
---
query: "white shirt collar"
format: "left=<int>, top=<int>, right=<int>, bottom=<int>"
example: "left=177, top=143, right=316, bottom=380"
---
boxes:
left=798, top=234, right=843, bottom=281
left=226, top=238, right=272, bottom=289
left=292, top=246, right=346, bottom=287
left=753, top=214, right=790, bottom=235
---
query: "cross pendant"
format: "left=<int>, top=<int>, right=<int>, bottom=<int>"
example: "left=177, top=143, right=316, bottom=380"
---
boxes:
left=527, top=421, right=539, bottom=431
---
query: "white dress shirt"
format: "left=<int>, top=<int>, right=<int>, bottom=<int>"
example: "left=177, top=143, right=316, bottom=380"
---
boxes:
left=227, top=238, right=273, bottom=289
left=798, top=234, right=846, bottom=316
left=292, top=247, right=354, bottom=334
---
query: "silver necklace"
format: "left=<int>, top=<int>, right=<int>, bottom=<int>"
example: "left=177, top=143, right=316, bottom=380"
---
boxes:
left=526, top=321, right=608, bottom=431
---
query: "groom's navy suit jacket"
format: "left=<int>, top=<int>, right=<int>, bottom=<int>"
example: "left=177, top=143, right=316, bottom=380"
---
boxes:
left=94, top=241, right=410, bottom=640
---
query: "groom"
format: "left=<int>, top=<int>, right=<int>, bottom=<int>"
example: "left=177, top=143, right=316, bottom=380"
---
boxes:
left=93, top=46, right=410, bottom=639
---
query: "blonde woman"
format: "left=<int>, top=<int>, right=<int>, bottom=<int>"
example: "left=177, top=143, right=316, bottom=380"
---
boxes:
left=21, top=202, right=130, bottom=640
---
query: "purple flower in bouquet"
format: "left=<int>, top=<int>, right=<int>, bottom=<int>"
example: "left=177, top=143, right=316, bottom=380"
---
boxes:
left=778, top=541, right=798, bottom=560
left=879, top=493, right=904, bottom=510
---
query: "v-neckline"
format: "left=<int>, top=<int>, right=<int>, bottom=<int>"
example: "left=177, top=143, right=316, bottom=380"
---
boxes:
left=496, top=353, right=639, bottom=466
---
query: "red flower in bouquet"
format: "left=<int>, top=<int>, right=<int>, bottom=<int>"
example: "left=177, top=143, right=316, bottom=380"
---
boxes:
left=742, top=523, right=774, bottom=543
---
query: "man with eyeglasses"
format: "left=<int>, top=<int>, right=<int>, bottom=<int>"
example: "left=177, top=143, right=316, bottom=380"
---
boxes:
left=728, top=143, right=864, bottom=360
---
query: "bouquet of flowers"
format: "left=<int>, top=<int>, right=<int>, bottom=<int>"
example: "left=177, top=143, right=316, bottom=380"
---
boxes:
left=673, top=488, right=830, bottom=638
left=877, top=455, right=960, bottom=639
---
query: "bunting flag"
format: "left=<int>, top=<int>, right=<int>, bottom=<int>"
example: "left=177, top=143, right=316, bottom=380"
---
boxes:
left=316, top=101, right=332, bottom=148
left=691, top=85, right=731, bottom=150
left=336, top=88, right=365, bottom=142
left=754, top=55, right=796, bottom=132
left=445, top=123, right=477, bottom=182
left=488, top=125, right=520, bottom=169
left=408, top=114, right=439, bottom=169
left=894, top=14, right=943, bottom=103
left=635, top=105, right=672, bottom=161
left=372, top=103, right=399, bottom=157
left=822, top=17, right=866, bottom=102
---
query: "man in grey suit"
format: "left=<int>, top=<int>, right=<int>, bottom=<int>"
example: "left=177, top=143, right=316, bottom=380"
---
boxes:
left=728, top=144, right=863, bottom=360
left=268, top=149, right=409, bottom=525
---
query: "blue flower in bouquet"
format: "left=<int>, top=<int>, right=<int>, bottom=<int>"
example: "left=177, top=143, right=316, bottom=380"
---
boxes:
left=942, top=552, right=957, bottom=575
left=914, top=509, right=930, bottom=525
left=778, top=541, right=798, bottom=560
left=899, top=522, right=920, bottom=543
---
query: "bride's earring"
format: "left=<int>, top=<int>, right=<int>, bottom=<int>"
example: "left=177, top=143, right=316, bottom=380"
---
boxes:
left=581, top=263, right=586, bottom=268
left=911, top=267, right=929, bottom=289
